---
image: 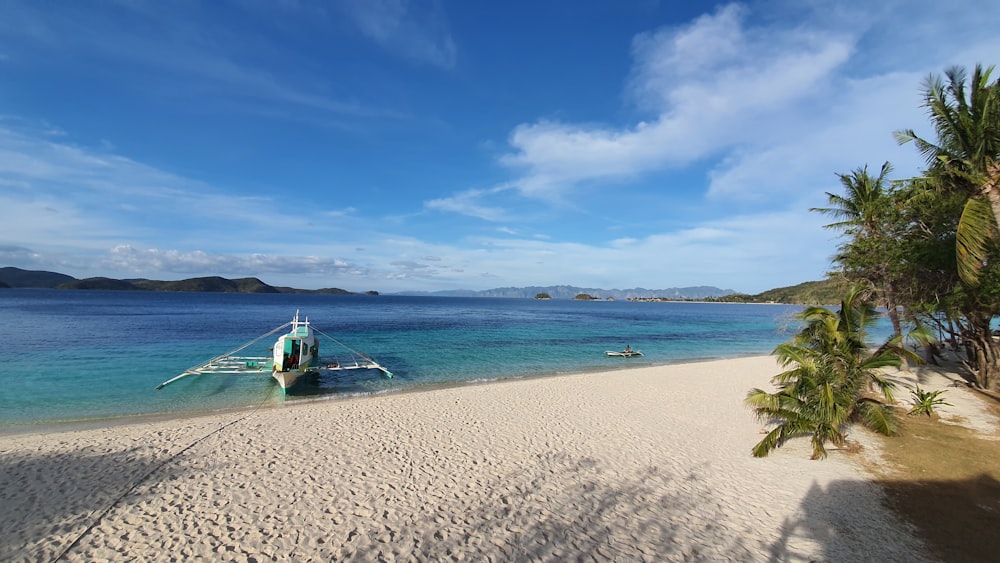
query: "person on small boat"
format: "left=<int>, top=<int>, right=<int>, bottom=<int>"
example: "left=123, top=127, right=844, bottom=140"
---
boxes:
left=625, top=344, right=632, bottom=353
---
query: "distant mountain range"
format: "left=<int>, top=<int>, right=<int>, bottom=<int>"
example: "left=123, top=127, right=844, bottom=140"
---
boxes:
left=393, top=284, right=737, bottom=300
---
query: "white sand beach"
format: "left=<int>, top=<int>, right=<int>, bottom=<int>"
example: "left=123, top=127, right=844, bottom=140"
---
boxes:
left=0, top=356, right=939, bottom=561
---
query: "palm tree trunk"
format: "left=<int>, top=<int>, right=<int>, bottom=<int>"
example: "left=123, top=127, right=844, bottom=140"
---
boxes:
left=885, top=287, right=902, bottom=337
left=966, top=315, right=1000, bottom=390
left=909, top=314, right=939, bottom=365
left=883, top=284, right=908, bottom=369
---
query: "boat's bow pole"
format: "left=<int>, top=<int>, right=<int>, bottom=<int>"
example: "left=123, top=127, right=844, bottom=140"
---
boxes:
left=156, top=321, right=292, bottom=390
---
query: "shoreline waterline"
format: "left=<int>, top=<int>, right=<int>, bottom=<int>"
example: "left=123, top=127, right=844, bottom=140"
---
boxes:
left=3, top=291, right=818, bottom=428
left=0, top=353, right=761, bottom=437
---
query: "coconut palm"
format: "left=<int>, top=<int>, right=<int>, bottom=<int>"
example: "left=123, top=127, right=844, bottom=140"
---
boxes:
left=811, top=162, right=903, bottom=336
left=894, top=64, right=1000, bottom=285
left=746, top=286, right=909, bottom=459
left=812, top=162, right=895, bottom=238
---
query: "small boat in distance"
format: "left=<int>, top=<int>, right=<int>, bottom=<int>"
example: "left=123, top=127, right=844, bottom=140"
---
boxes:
left=605, top=346, right=643, bottom=358
left=156, top=311, right=392, bottom=393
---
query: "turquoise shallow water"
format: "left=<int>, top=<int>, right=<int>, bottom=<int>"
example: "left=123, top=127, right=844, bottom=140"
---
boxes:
left=0, top=290, right=809, bottom=431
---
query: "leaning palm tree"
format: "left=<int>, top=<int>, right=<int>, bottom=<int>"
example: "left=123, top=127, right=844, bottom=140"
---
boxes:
left=894, top=64, right=1000, bottom=285
left=746, top=286, right=910, bottom=459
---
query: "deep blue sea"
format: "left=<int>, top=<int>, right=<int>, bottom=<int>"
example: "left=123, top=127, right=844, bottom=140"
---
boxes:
left=0, top=290, right=810, bottom=432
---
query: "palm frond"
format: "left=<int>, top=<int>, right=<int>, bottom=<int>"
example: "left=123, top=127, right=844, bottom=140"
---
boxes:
left=745, top=388, right=779, bottom=414
left=855, top=399, right=899, bottom=436
left=859, top=350, right=904, bottom=372
left=751, top=419, right=815, bottom=458
left=956, top=196, right=994, bottom=285
left=751, top=426, right=786, bottom=458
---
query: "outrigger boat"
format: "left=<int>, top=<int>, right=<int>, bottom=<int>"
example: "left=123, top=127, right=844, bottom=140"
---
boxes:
left=156, top=311, right=392, bottom=393
left=605, top=347, right=643, bottom=358
left=270, top=310, right=320, bottom=390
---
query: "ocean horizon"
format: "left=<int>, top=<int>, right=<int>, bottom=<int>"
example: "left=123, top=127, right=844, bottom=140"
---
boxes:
left=1, top=289, right=812, bottom=432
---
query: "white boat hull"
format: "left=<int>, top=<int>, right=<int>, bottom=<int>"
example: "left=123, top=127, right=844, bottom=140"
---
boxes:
left=272, top=369, right=305, bottom=390
left=270, top=310, right=319, bottom=391
left=605, top=350, right=643, bottom=357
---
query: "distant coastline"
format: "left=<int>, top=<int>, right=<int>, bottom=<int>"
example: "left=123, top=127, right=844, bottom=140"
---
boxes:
left=0, top=266, right=846, bottom=304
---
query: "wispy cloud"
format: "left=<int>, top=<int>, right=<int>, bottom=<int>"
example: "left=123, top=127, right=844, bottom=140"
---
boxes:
left=424, top=185, right=514, bottom=221
left=0, top=121, right=363, bottom=256
left=334, top=0, right=457, bottom=69
left=0, top=120, right=489, bottom=288
left=0, top=2, right=399, bottom=121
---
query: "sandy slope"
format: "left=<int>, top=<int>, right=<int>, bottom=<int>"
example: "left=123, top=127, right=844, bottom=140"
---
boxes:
left=0, top=356, right=931, bottom=562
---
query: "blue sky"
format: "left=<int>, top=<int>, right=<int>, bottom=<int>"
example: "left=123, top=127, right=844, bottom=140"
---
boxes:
left=1, top=0, right=998, bottom=293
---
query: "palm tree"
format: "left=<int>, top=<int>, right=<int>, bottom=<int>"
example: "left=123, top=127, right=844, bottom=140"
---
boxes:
left=746, top=286, right=909, bottom=459
left=812, top=162, right=895, bottom=237
left=894, top=64, right=1000, bottom=285
left=811, top=162, right=903, bottom=336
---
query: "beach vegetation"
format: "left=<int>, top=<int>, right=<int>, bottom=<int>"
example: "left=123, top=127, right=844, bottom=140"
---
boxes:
left=813, top=63, right=1000, bottom=390
left=746, top=285, right=914, bottom=459
left=894, top=64, right=1000, bottom=287
left=744, top=278, right=850, bottom=305
left=892, top=65, right=1000, bottom=388
left=908, top=386, right=952, bottom=417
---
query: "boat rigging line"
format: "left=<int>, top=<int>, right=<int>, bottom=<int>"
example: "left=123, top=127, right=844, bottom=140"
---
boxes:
left=55, top=383, right=280, bottom=561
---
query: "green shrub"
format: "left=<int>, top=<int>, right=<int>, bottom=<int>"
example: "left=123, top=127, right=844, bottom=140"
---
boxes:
left=908, top=387, right=951, bottom=417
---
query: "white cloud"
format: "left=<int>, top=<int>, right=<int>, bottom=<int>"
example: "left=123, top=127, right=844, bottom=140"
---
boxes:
left=491, top=2, right=855, bottom=204
left=2, top=195, right=830, bottom=293
left=359, top=204, right=832, bottom=293
left=454, top=0, right=996, bottom=222
left=104, top=245, right=360, bottom=277
left=500, top=121, right=666, bottom=198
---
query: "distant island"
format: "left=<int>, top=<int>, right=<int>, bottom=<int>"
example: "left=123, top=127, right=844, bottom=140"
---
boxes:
left=0, top=267, right=374, bottom=295
left=0, top=266, right=847, bottom=304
